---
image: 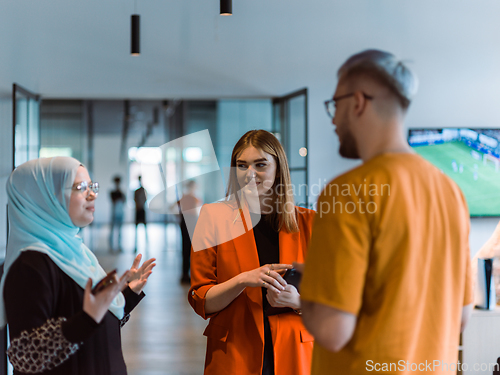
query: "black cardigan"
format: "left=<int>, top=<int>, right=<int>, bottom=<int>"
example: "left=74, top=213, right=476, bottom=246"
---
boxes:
left=4, top=251, right=144, bottom=375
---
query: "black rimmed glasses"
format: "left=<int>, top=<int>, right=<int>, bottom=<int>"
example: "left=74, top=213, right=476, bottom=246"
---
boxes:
left=72, top=181, right=99, bottom=197
left=324, top=92, right=374, bottom=118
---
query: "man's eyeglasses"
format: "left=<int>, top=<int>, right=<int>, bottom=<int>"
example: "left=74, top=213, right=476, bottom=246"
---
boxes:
left=324, top=92, right=374, bottom=118
left=72, top=181, right=99, bottom=197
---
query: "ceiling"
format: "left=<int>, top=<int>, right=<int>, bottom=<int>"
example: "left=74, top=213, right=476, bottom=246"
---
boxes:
left=4, top=0, right=500, bottom=211
left=3, top=0, right=500, bottom=104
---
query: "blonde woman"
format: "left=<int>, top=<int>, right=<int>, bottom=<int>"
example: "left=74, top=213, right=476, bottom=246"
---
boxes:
left=189, top=130, right=314, bottom=375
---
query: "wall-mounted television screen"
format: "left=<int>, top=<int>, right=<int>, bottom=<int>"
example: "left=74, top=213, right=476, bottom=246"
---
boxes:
left=408, top=128, right=500, bottom=217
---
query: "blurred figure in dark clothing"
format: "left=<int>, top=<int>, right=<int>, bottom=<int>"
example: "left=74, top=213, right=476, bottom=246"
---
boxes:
left=134, top=176, right=148, bottom=253
left=109, top=175, right=125, bottom=252
left=174, top=180, right=202, bottom=284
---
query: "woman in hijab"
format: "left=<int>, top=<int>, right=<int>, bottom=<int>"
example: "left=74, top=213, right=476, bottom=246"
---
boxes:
left=0, top=157, right=156, bottom=375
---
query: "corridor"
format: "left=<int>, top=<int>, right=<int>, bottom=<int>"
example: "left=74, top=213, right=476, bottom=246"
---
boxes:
left=93, top=223, right=207, bottom=375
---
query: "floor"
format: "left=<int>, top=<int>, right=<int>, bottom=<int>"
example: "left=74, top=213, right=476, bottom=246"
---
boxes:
left=92, top=223, right=208, bottom=375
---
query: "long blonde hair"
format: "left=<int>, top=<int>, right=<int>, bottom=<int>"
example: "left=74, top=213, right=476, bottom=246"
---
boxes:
left=226, top=130, right=299, bottom=233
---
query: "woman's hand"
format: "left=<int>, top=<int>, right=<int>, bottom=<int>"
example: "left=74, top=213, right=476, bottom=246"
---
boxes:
left=83, top=271, right=130, bottom=323
left=266, top=284, right=301, bottom=310
left=127, top=254, right=156, bottom=294
left=266, top=262, right=304, bottom=310
left=240, top=263, right=292, bottom=293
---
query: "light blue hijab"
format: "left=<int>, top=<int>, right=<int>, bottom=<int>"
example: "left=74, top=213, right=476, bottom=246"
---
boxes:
left=0, top=157, right=125, bottom=327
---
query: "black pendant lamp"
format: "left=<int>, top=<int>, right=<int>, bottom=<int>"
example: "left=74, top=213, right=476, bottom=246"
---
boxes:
left=220, top=0, right=232, bottom=16
left=131, top=14, right=140, bottom=56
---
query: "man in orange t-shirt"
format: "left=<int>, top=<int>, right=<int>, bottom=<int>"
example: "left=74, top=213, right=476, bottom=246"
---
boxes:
left=300, top=50, right=473, bottom=375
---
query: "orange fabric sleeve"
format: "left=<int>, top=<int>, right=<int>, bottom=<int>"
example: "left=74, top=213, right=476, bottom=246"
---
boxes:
left=301, top=183, right=371, bottom=315
left=188, top=205, right=218, bottom=320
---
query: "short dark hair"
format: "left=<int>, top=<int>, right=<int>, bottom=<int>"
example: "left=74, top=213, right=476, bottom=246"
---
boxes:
left=338, top=49, right=418, bottom=109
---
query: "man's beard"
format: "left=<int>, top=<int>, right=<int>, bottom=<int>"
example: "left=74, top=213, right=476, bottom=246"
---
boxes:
left=339, top=127, right=360, bottom=159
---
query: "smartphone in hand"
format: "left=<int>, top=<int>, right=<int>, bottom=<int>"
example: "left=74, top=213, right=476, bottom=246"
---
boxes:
left=265, top=268, right=302, bottom=316
left=91, top=269, right=117, bottom=295
left=282, top=268, right=302, bottom=291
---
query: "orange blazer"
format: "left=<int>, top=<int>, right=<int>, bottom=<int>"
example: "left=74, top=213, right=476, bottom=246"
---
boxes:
left=188, top=201, right=315, bottom=375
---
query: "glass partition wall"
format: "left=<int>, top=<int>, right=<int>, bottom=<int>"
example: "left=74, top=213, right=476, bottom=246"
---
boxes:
left=37, top=95, right=308, bottom=230
left=13, top=84, right=40, bottom=169
left=273, top=88, right=309, bottom=208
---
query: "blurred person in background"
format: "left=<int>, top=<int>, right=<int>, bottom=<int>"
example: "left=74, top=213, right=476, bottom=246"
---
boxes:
left=172, top=180, right=202, bottom=284
left=134, top=175, right=148, bottom=253
left=109, top=175, right=125, bottom=252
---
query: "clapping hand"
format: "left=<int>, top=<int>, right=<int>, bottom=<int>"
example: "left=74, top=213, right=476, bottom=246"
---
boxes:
left=127, top=254, right=156, bottom=294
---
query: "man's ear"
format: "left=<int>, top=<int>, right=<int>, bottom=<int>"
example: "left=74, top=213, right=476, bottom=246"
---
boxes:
left=352, top=90, right=369, bottom=117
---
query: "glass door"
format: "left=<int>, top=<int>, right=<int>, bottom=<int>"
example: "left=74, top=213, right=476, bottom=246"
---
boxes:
left=272, top=88, right=309, bottom=208
left=13, top=84, right=40, bottom=169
